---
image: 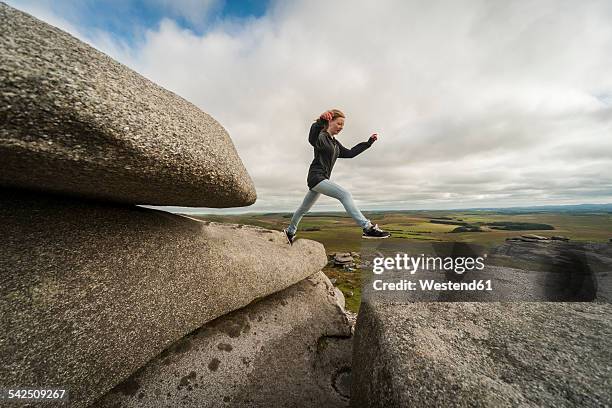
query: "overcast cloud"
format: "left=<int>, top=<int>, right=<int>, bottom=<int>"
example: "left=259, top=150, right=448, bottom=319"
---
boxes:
left=8, top=0, right=612, bottom=213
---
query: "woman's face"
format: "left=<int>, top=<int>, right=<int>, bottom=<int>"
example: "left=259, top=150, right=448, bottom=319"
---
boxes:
left=327, top=117, right=344, bottom=136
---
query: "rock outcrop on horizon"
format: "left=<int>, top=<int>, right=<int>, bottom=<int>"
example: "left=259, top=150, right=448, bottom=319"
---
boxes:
left=0, top=3, right=255, bottom=207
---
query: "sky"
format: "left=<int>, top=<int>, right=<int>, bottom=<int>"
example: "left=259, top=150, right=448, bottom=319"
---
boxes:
left=6, top=0, right=612, bottom=214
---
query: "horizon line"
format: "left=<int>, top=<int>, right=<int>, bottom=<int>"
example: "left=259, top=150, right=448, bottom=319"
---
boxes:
left=157, top=202, right=612, bottom=215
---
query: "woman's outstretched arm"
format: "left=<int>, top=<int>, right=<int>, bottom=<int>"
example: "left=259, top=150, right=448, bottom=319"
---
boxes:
left=338, top=133, right=378, bottom=158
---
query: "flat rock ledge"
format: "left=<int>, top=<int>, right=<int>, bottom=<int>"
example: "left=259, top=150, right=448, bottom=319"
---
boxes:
left=0, top=189, right=325, bottom=408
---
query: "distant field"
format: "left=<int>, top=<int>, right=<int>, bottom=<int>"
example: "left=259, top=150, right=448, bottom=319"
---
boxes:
left=190, top=210, right=612, bottom=250
left=188, top=210, right=612, bottom=312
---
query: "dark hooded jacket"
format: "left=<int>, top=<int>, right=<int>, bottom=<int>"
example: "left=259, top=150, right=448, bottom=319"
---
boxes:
left=306, top=118, right=373, bottom=189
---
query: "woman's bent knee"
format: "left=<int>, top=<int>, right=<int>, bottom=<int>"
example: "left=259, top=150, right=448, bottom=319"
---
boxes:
left=337, top=189, right=352, bottom=201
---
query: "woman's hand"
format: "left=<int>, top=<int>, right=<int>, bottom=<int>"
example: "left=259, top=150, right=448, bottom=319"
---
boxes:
left=320, top=111, right=333, bottom=121
left=369, top=133, right=378, bottom=143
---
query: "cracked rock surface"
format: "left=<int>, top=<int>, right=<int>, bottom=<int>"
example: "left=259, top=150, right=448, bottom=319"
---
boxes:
left=92, top=272, right=353, bottom=408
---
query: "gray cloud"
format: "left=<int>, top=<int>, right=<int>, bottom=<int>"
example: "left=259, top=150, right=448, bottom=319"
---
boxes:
left=8, top=0, right=612, bottom=213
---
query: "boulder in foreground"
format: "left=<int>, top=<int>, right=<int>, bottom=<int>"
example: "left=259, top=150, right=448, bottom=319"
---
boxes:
left=352, top=301, right=612, bottom=407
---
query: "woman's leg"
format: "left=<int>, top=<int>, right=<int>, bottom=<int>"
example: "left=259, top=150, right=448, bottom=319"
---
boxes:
left=312, top=179, right=372, bottom=229
left=286, top=189, right=321, bottom=234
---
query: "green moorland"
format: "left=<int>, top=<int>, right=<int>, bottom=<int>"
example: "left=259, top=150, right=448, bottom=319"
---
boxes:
left=189, top=210, right=612, bottom=312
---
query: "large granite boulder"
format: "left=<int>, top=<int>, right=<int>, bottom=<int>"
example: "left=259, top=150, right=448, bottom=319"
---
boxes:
left=0, top=3, right=255, bottom=207
left=92, top=272, right=353, bottom=408
left=352, top=302, right=612, bottom=407
left=0, top=189, right=325, bottom=408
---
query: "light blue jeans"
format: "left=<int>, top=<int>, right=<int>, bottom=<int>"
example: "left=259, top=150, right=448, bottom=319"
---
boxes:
left=286, top=179, right=372, bottom=234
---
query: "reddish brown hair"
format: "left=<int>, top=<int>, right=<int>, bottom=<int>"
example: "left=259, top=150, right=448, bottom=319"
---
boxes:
left=315, top=109, right=346, bottom=129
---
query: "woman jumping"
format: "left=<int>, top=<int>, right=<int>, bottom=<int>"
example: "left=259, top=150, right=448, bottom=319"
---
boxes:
left=283, top=109, right=391, bottom=245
